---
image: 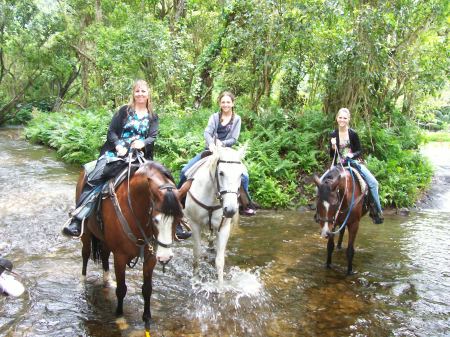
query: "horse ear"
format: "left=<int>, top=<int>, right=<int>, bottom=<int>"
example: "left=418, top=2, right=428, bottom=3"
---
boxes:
left=313, top=175, right=321, bottom=186
left=237, top=142, right=248, bottom=160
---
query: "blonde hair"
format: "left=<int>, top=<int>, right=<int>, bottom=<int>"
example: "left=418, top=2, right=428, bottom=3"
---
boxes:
left=337, top=107, right=350, bottom=119
left=128, top=79, right=154, bottom=116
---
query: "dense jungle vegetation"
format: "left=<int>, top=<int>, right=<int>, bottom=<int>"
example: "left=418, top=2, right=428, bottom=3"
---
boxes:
left=1, top=0, right=448, bottom=208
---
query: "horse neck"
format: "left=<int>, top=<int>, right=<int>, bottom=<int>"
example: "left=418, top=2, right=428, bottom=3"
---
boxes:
left=339, top=170, right=360, bottom=207
left=191, top=159, right=220, bottom=204
left=121, top=172, right=153, bottom=222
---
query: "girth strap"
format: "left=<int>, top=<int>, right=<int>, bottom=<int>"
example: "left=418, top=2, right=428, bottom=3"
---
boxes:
left=188, top=190, right=222, bottom=232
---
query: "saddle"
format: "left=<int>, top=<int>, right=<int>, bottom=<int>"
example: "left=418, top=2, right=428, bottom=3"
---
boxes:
left=71, top=160, right=142, bottom=234
left=180, top=151, right=253, bottom=210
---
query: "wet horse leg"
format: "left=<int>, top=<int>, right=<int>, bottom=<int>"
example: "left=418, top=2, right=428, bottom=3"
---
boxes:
left=142, top=254, right=157, bottom=327
left=346, top=223, right=359, bottom=275
left=337, top=227, right=345, bottom=250
left=326, top=236, right=335, bottom=269
left=215, top=220, right=231, bottom=285
left=81, top=232, right=92, bottom=278
left=101, top=248, right=113, bottom=287
left=113, top=254, right=128, bottom=316
left=191, top=222, right=201, bottom=278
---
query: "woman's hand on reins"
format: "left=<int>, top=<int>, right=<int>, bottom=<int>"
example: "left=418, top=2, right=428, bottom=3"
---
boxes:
left=116, top=144, right=128, bottom=157
left=131, top=139, right=145, bottom=150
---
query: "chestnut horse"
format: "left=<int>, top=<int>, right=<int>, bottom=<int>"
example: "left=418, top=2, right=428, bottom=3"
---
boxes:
left=314, top=165, right=368, bottom=275
left=78, top=161, right=183, bottom=332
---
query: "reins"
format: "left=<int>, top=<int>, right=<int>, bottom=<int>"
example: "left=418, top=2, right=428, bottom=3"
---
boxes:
left=109, top=150, right=176, bottom=268
left=325, top=148, right=356, bottom=235
left=189, top=156, right=241, bottom=233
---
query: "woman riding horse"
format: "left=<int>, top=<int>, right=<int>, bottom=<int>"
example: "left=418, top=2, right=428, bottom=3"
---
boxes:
left=177, top=91, right=256, bottom=216
left=329, top=108, right=383, bottom=224
left=62, top=79, right=159, bottom=237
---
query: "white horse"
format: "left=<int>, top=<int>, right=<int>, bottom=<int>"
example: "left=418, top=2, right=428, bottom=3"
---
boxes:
left=184, top=144, right=246, bottom=285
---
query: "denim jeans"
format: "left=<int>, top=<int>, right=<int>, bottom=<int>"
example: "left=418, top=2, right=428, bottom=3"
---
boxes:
left=349, top=159, right=382, bottom=213
left=178, top=152, right=251, bottom=197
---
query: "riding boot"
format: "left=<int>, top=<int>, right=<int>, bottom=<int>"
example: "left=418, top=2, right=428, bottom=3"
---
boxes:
left=176, top=223, right=191, bottom=240
left=62, top=217, right=82, bottom=237
left=372, top=212, right=384, bottom=224
left=369, top=202, right=384, bottom=224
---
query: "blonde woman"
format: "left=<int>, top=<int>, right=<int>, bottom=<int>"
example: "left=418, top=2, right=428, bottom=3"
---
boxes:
left=63, top=80, right=159, bottom=236
left=330, top=108, right=383, bottom=224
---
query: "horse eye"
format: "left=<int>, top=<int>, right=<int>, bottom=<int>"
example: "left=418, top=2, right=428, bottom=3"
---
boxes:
left=219, top=171, right=224, bottom=176
left=153, top=217, right=159, bottom=224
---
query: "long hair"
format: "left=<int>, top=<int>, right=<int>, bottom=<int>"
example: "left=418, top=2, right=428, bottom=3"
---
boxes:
left=127, top=79, right=154, bottom=117
left=218, top=91, right=235, bottom=126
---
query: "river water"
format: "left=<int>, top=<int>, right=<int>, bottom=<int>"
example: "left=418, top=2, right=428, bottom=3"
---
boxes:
left=0, top=128, right=449, bottom=337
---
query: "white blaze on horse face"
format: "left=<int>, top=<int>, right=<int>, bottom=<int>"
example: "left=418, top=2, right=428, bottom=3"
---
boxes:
left=217, top=162, right=242, bottom=217
left=320, top=200, right=331, bottom=238
left=154, top=214, right=173, bottom=262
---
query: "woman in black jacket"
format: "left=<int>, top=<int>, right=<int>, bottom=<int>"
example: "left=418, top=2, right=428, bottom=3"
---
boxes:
left=62, top=79, right=158, bottom=237
left=329, top=108, right=384, bottom=224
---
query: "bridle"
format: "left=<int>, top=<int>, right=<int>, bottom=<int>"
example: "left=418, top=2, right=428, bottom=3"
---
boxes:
left=189, top=157, right=242, bottom=232
left=109, top=151, right=178, bottom=269
left=214, top=159, right=242, bottom=203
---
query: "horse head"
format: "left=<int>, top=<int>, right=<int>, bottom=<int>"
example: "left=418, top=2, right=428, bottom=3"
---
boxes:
left=137, top=162, right=183, bottom=264
left=208, top=144, right=246, bottom=218
left=314, top=167, right=343, bottom=238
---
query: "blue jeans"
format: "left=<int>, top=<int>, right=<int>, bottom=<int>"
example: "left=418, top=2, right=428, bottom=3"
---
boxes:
left=348, top=159, right=382, bottom=213
left=178, top=152, right=251, bottom=198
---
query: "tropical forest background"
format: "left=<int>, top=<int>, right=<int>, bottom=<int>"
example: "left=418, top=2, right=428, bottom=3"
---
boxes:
left=1, top=0, right=449, bottom=208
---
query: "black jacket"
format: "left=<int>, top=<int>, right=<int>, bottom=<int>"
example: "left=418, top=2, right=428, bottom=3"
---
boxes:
left=100, top=105, right=159, bottom=160
left=329, top=128, right=362, bottom=164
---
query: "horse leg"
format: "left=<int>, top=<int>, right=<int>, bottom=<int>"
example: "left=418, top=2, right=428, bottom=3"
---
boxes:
left=113, top=254, right=128, bottom=316
left=191, top=223, right=202, bottom=278
left=215, top=220, right=231, bottom=285
left=101, top=248, right=113, bottom=287
left=81, top=232, right=92, bottom=279
left=337, top=227, right=345, bottom=250
left=346, top=223, right=359, bottom=275
left=326, top=236, right=335, bottom=269
left=142, top=254, right=157, bottom=328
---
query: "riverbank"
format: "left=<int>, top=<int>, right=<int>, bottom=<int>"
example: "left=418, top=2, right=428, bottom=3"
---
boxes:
left=416, top=142, right=450, bottom=211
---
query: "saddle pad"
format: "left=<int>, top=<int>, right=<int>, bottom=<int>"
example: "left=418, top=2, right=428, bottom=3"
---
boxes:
left=185, top=156, right=210, bottom=179
left=349, top=167, right=367, bottom=194
left=83, top=160, right=97, bottom=175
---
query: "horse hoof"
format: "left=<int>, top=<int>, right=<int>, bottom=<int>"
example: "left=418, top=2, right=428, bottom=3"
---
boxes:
left=347, top=270, right=357, bottom=276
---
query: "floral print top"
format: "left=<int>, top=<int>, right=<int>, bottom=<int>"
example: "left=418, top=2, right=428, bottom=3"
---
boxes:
left=106, top=113, right=150, bottom=158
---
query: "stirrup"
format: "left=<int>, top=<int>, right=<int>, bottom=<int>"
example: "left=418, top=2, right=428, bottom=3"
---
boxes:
left=175, top=219, right=192, bottom=241
left=61, top=217, right=85, bottom=239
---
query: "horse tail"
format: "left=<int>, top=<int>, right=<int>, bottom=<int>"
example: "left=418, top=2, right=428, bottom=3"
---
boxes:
left=161, top=189, right=184, bottom=219
left=91, top=236, right=102, bottom=263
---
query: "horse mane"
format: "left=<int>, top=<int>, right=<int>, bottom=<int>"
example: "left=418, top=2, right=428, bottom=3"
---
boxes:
left=143, top=161, right=176, bottom=184
left=141, top=161, right=183, bottom=219
left=318, top=166, right=342, bottom=201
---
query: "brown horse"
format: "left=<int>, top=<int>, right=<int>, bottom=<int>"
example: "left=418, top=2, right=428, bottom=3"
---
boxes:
left=314, top=165, right=368, bottom=275
left=78, top=161, right=183, bottom=331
